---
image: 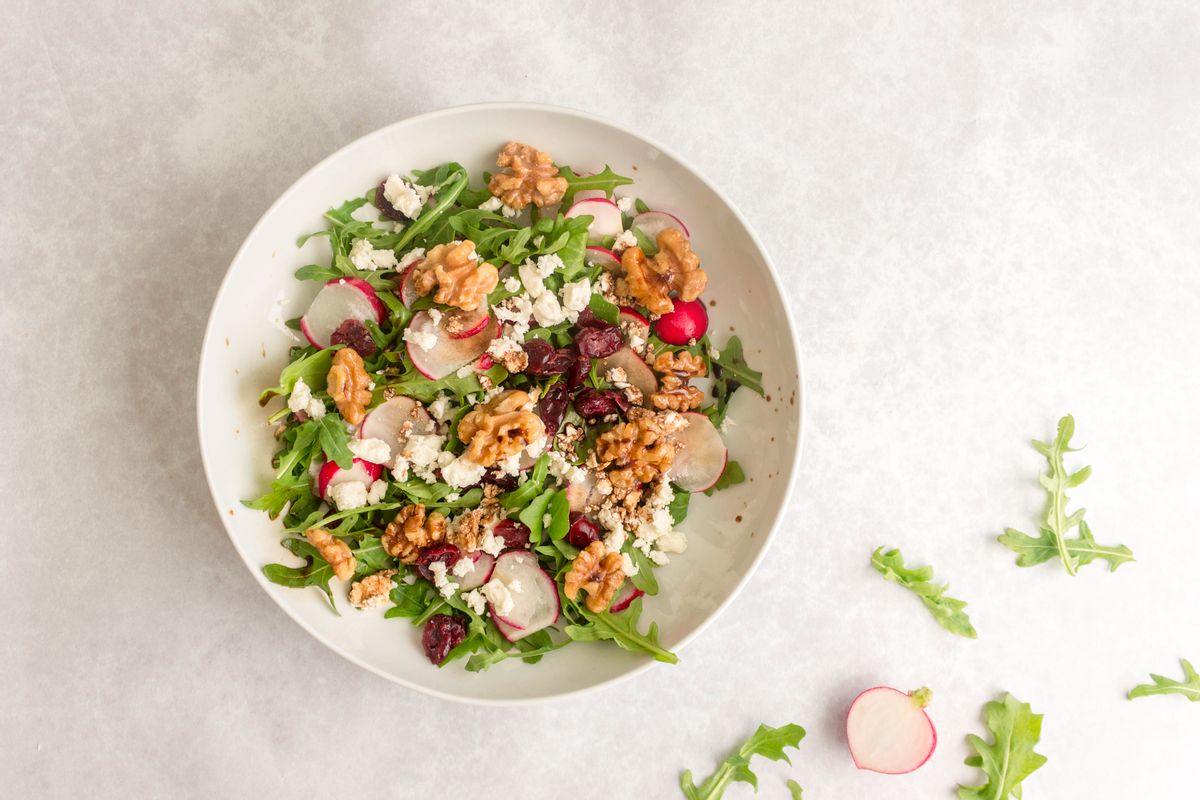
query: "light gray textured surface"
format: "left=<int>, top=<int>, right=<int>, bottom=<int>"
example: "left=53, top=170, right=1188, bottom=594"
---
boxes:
left=3, top=1, right=1198, bottom=797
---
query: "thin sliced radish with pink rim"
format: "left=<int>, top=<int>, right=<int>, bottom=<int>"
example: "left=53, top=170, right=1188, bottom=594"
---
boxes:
left=487, top=551, right=559, bottom=638
left=448, top=306, right=491, bottom=340
left=456, top=553, right=495, bottom=592
left=584, top=246, right=621, bottom=270
left=618, top=306, right=649, bottom=327
left=632, top=210, right=689, bottom=239
left=654, top=298, right=709, bottom=345
left=358, top=396, right=436, bottom=445
left=300, top=278, right=386, bottom=348
left=407, top=310, right=499, bottom=380
left=493, top=615, right=523, bottom=643
left=399, top=264, right=422, bottom=308
left=565, top=474, right=596, bottom=512
left=565, top=198, right=623, bottom=240
left=316, top=457, right=382, bottom=500
left=666, top=412, right=727, bottom=492
left=573, top=189, right=608, bottom=202
left=846, top=687, right=937, bottom=774
left=610, top=583, right=644, bottom=614
left=598, top=347, right=656, bottom=402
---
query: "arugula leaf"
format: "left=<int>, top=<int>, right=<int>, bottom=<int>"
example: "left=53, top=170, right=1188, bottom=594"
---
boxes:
left=502, top=455, right=550, bottom=509
left=871, top=547, right=977, bottom=639
left=315, top=414, right=353, bottom=469
left=667, top=490, right=690, bottom=525
left=383, top=364, right=507, bottom=404
left=545, top=489, right=570, bottom=541
left=703, top=461, right=746, bottom=495
left=587, top=292, right=621, bottom=326
left=958, top=693, right=1048, bottom=800
left=564, top=597, right=677, bottom=663
left=558, top=164, right=633, bottom=206
left=258, top=347, right=337, bottom=406
left=998, top=415, right=1133, bottom=575
left=294, top=264, right=341, bottom=282
left=1128, top=658, right=1200, bottom=702
left=712, top=336, right=764, bottom=397
left=680, top=722, right=806, bottom=800
left=627, top=547, right=659, bottom=596
left=518, top=488, right=556, bottom=545
left=262, top=538, right=339, bottom=611
left=394, top=169, right=469, bottom=251
left=786, top=779, right=803, bottom=799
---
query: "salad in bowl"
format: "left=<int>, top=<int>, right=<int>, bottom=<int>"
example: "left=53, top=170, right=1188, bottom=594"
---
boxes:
left=246, top=141, right=764, bottom=672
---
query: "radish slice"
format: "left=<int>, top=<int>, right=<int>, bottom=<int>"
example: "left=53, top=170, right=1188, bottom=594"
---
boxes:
left=316, top=457, right=382, bottom=500
left=632, top=210, right=690, bottom=240
left=610, top=583, right=644, bottom=614
left=584, top=246, right=620, bottom=270
left=448, top=307, right=491, bottom=340
left=456, top=552, right=496, bottom=592
left=358, top=396, right=436, bottom=446
left=565, top=198, right=623, bottom=240
left=598, top=347, right=657, bottom=402
left=565, top=474, right=596, bottom=512
left=618, top=306, right=650, bottom=327
left=406, top=310, right=499, bottom=380
left=846, top=687, right=937, bottom=775
left=573, top=189, right=607, bottom=202
left=300, top=278, right=386, bottom=349
left=399, top=264, right=422, bottom=308
left=493, top=615, right=524, bottom=643
left=666, top=412, right=728, bottom=492
left=487, top=552, right=560, bottom=639
left=654, top=298, right=709, bottom=345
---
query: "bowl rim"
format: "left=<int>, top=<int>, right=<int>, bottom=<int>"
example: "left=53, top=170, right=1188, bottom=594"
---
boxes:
left=196, top=101, right=807, bottom=706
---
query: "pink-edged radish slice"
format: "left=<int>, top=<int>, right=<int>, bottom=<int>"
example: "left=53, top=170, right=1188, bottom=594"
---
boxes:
left=565, top=473, right=596, bottom=512
left=618, top=306, right=650, bottom=327
left=846, top=687, right=937, bottom=775
left=487, top=551, right=560, bottom=638
left=654, top=298, right=709, bottom=345
left=492, top=615, right=524, bottom=643
left=398, top=264, right=422, bottom=308
left=300, top=278, right=386, bottom=349
left=565, top=198, right=623, bottom=240
left=584, top=246, right=621, bottom=270
left=609, top=583, right=644, bottom=614
left=316, top=457, right=383, bottom=500
left=406, top=310, right=499, bottom=380
left=447, top=306, right=491, bottom=340
left=455, top=552, right=496, bottom=592
left=358, top=396, right=436, bottom=444
left=597, top=346, right=657, bottom=402
left=666, top=412, right=728, bottom=492
left=632, top=210, right=690, bottom=239
left=573, top=189, right=607, bottom=202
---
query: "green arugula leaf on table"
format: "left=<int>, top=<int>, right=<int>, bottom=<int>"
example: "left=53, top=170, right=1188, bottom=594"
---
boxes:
left=680, top=722, right=806, bottom=800
left=998, top=414, right=1133, bottom=575
left=871, top=547, right=977, bottom=639
left=958, top=693, right=1048, bottom=800
left=1128, top=658, right=1200, bottom=702
left=564, top=597, right=677, bottom=663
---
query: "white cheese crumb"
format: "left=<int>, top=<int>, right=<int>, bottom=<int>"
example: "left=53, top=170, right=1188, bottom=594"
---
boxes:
left=503, top=275, right=522, bottom=293
left=390, top=455, right=410, bottom=481
left=328, top=481, right=368, bottom=511
left=532, top=292, right=567, bottom=327
left=481, top=578, right=514, bottom=616
left=648, top=550, right=670, bottom=566
left=441, top=455, right=487, bottom=488
left=365, top=479, right=387, bottom=505
left=398, top=247, right=425, bottom=270
left=455, top=363, right=475, bottom=378
left=616, top=196, right=634, bottom=214
left=287, top=378, right=328, bottom=420
left=348, top=437, right=392, bottom=464
left=480, top=530, right=505, bottom=558
left=496, top=452, right=523, bottom=477
left=427, top=395, right=455, bottom=424
left=560, top=277, right=592, bottom=316
left=478, top=196, right=503, bottom=212
left=613, top=230, right=638, bottom=252
left=402, top=325, right=438, bottom=352
left=620, top=553, right=639, bottom=576
left=429, top=561, right=456, bottom=598
left=383, top=175, right=431, bottom=219
left=656, top=530, right=688, bottom=554
left=463, top=588, right=487, bottom=615
left=536, top=253, right=564, bottom=277
left=451, top=557, right=476, bottom=579
left=519, top=260, right=548, bottom=298
left=709, top=346, right=720, bottom=360
left=349, top=238, right=399, bottom=271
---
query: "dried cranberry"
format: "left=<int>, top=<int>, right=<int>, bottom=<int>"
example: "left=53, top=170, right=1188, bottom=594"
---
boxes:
left=487, top=474, right=519, bottom=492
left=374, top=179, right=407, bottom=222
left=329, top=319, right=378, bottom=357
left=478, top=353, right=494, bottom=370
left=566, top=512, right=602, bottom=549
left=421, top=614, right=467, bottom=665
left=567, top=354, right=591, bottom=389
left=492, top=518, right=531, bottom=550
left=573, top=388, right=629, bottom=419
left=536, top=383, right=570, bottom=434
left=575, top=308, right=606, bottom=328
left=524, top=338, right=574, bottom=376
left=415, top=543, right=462, bottom=581
left=575, top=324, right=623, bottom=358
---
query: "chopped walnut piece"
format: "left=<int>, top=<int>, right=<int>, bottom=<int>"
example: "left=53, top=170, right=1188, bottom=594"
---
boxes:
left=446, top=503, right=501, bottom=553
left=305, top=527, right=356, bottom=581
left=349, top=569, right=397, bottom=609
left=382, top=504, right=447, bottom=563
left=620, top=229, right=708, bottom=315
left=411, top=240, right=498, bottom=312
left=596, top=415, right=676, bottom=489
left=650, top=350, right=707, bottom=411
left=487, top=142, right=568, bottom=209
left=327, top=348, right=373, bottom=424
left=564, top=541, right=625, bottom=612
left=456, top=389, right=546, bottom=467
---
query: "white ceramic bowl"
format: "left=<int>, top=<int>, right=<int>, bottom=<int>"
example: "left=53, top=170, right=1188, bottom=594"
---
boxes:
left=197, top=103, right=803, bottom=704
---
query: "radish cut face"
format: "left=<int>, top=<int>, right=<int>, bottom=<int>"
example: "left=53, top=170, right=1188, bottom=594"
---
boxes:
left=358, top=396, right=436, bottom=446
left=487, top=551, right=559, bottom=639
left=654, top=298, right=709, bottom=345
left=618, top=306, right=650, bottom=327
left=300, top=278, right=386, bottom=348
left=597, top=347, right=656, bottom=403
left=609, top=583, right=644, bottom=614
left=846, top=687, right=937, bottom=775
left=565, top=198, right=623, bottom=240
left=406, top=310, right=499, bottom=380
left=666, top=412, right=728, bottom=492
left=632, top=210, right=689, bottom=240
left=399, top=264, right=422, bottom=308
left=316, top=457, right=383, bottom=500
left=455, top=552, right=495, bottom=592
left=447, top=306, right=491, bottom=340
left=584, top=246, right=620, bottom=270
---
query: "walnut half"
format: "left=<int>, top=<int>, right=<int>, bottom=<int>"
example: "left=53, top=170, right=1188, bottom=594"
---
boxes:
left=411, top=240, right=498, bottom=312
left=327, top=348, right=372, bottom=425
left=487, top=142, right=568, bottom=209
left=620, top=229, right=708, bottom=315
left=456, top=390, right=546, bottom=468
left=383, top=504, right=446, bottom=563
left=305, top=527, right=356, bottom=581
left=595, top=415, right=676, bottom=490
left=650, top=350, right=707, bottom=411
left=564, top=541, right=625, bottom=613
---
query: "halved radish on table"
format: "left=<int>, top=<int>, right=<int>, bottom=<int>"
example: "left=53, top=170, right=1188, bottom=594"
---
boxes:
left=487, top=551, right=560, bottom=641
left=654, top=298, right=709, bottom=345
left=632, top=210, right=689, bottom=240
left=398, top=264, right=422, bottom=308
left=666, top=412, right=727, bottom=492
left=610, top=582, right=644, bottom=614
left=846, top=687, right=937, bottom=775
left=358, top=396, right=436, bottom=443
left=584, top=246, right=621, bottom=270
left=447, top=306, right=491, bottom=340
left=300, top=277, right=386, bottom=348
left=565, top=198, right=623, bottom=240
left=456, top=552, right=496, bottom=592
left=406, top=310, right=499, bottom=380
left=316, top=457, right=383, bottom=501
left=598, top=346, right=657, bottom=402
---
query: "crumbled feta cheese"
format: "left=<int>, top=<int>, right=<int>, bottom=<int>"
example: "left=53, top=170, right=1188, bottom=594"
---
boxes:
left=616, top=196, right=634, bottom=214
left=398, top=247, right=426, bottom=270
left=429, top=561, right=456, bottom=598
left=349, top=437, right=392, bottom=464
left=542, top=514, right=552, bottom=528
left=445, top=492, right=460, bottom=502
left=481, top=578, right=514, bottom=616
left=428, top=395, right=455, bottom=424
left=535, top=253, right=563, bottom=277
left=383, top=175, right=429, bottom=219
left=500, top=204, right=519, bottom=219
left=532, top=292, right=567, bottom=327
left=719, top=415, right=735, bottom=434
left=560, top=277, right=592, bottom=317
left=427, top=308, right=443, bottom=326
left=349, top=238, right=399, bottom=271
left=648, top=550, right=670, bottom=566
left=480, top=530, right=505, bottom=557
left=656, top=530, right=688, bottom=553
left=452, top=557, right=476, bottom=579
left=478, top=195, right=503, bottom=212
left=709, top=346, right=720, bottom=361
left=508, top=578, right=523, bottom=593
left=287, top=378, right=328, bottom=420
left=518, top=260, right=548, bottom=298
left=494, top=294, right=534, bottom=338
left=627, top=332, right=646, bottom=352
left=545, top=451, right=585, bottom=485
left=525, top=434, right=549, bottom=460
left=402, top=572, right=417, bottom=585
left=605, top=367, right=629, bottom=387
left=442, top=455, right=487, bottom=488
left=463, top=588, right=487, bottom=615
left=503, top=275, right=522, bottom=293
left=496, top=452, right=523, bottom=477
left=612, top=230, right=638, bottom=252
left=402, top=325, right=438, bottom=352
left=390, top=455, right=410, bottom=481
left=402, top=433, right=446, bottom=467
left=328, top=481, right=368, bottom=511
left=621, top=553, right=639, bottom=576
left=604, top=528, right=627, bottom=551
left=365, top=479, right=388, bottom=505
left=455, top=363, right=475, bottom=378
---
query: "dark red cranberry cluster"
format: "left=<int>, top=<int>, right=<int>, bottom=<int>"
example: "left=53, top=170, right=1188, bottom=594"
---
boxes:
left=492, top=518, right=532, bottom=550
left=415, top=543, right=462, bottom=581
left=523, top=309, right=629, bottom=429
left=329, top=319, right=377, bottom=357
left=421, top=614, right=467, bottom=664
